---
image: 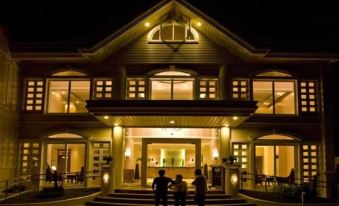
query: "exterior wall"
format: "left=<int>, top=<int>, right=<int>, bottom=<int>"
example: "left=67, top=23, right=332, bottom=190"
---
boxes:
left=0, top=28, right=20, bottom=181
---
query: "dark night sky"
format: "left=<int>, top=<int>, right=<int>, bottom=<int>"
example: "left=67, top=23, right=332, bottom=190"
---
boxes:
left=2, top=0, right=339, bottom=52
left=1, top=0, right=339, bottom=154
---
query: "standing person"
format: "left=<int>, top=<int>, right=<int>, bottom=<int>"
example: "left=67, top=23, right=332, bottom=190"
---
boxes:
left=192, top=168, right=207, bottom=206
left=152, top=169, right=175, bottom=206
left=173, top=174, right=188, bottom=206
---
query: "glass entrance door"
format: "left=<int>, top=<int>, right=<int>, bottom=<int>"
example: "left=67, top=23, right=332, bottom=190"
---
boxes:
left=255, top=145, right=295, bottom=177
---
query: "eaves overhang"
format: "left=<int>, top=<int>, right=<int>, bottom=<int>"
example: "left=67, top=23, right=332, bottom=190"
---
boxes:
left=86, top=100, right=258, bottom=127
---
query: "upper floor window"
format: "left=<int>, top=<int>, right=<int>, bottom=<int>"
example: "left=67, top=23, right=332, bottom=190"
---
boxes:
left=24, top=79, right=45, bottom=112
left=149, top=22, right=198, bottom=42
left=150, top=70, right=194, bottom=100
left=47, top=71, right=90, bottom=113
left=253, top=71, right=296, bottom=115
left=51, top=70, right=87, bottom=77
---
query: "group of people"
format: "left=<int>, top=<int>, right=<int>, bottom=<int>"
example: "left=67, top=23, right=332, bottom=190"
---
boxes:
left=152, top=168, right=207, bottom=206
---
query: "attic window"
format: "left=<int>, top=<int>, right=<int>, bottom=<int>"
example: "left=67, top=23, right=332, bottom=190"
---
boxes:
left=149, top=22, right=198, bottom=42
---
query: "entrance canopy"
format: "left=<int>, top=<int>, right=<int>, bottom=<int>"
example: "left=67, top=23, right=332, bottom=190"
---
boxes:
left=86, top=100, right=257, bottom=127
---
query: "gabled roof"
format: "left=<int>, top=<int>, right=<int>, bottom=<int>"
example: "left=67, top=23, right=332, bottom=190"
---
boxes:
left=9, top=0, right=339, bottom=63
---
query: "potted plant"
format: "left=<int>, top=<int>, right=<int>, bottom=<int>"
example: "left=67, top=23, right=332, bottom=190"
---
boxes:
left=103, top=155, right=113, bottom=164
left=227, top=155, right=237, bottom=165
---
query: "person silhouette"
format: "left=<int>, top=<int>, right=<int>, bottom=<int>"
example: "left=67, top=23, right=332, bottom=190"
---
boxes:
left=173, top=174, right=188, bottom=206
left=152, top=169, right=175, bottom=206
left=192, top=168, right=207, bottom=206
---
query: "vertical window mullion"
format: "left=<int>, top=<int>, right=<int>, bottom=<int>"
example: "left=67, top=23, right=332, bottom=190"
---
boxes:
left=272, top=81, right=275, bottom=114
left=67, top=81, right=71, bottom=113
left=171, top=79, right=174, bottom=100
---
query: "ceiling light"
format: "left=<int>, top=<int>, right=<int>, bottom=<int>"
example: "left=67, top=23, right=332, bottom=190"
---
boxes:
left=197, top=22, right=202, bottom=27
left=169, top=120, right=175, bottom=124
left=114, top=123, right=119, bottom=126
left=145, top=22, right=150, bottom=27
left=104, top=116, right=109, bottom=119
left=232, top=116, right=238, bottom=120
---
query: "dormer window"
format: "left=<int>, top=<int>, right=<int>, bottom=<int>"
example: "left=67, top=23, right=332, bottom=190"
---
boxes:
left=149, top=22, right=198, bottom=43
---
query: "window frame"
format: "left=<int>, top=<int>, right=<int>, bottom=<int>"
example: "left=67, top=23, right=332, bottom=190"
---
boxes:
left=252, top=77, right=298, bottom=115
left=148, top=22, right=199, bottom=43
left=23, top=79, right=45, bottom=113
left=45, top=77, right=92, bottom=114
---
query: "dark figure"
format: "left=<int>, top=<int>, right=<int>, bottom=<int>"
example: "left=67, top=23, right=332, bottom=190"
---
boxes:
left=76, top=166, right=85, bottom=184
left=53, top=170, right=59, bottom=189
left=152, top=169, right=175, bottom=206
left=46, top=166, right=52, bottom=183
left=192, top=168, right=207, bottom=206
left=173, top=174, right=188, bottom=206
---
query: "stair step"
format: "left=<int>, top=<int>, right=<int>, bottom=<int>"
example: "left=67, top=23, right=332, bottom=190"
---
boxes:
left=86, top=201, right=256, bottom=206
left=94, top=196, right=246, bottom=204
left=114, top=189, right=224, bottom=194
left=109, top=192, right=231, bottom=199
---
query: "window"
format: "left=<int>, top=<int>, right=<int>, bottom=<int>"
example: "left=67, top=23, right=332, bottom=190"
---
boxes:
left=233, top=143, right=248, bottom=170
left=299, top=81, right=318, bottom=113
left=127, top=79, right=146, bottom=99
left=94, top=79, right=113, bottom=99
left=20, top=142, right=40, bottom=174
left=47, top=80, right=90, bottom=113
left=199, top=79, right=218, bottom=99
left=52, top=70, right=87, bottom=77
left=253, top=80, right=296, bottom=114
left=24, top=80, right=44, bottom=112
left=302, top=144, right=318, bottom=182
left=232, top=80, right=249, bottom=100
left=149, top=22, right=198, bottom=42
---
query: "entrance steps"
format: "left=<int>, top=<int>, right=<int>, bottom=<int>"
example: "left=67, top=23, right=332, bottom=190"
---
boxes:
left=86, top=189, right=255, bottom=206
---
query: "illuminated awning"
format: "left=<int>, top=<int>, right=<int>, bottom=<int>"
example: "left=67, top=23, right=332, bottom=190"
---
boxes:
left=86, top=100, right=258, bottom=127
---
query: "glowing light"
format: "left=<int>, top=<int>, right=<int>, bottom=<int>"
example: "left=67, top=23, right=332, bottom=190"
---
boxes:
left=125, top=148, right=131, bottom=159
left=104, top=116, right=109, bottom=119
left=212, top=149, right=219, bottom=159
left=169, top=120, right=175, bottom=124
left=197, top=22, right=202, bottom=27
left=145, top=22, right=150, bottom=27
left=51, top=166, right=57, bottom=171
left=114, top=123, right=119, bottom=126
left=231, top=174, right=238, bottom=184
left=103, top=173, right=109, bottom=183
left=232, top=116, right=238, bottom=120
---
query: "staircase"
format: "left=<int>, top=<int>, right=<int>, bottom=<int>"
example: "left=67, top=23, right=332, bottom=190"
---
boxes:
left=86, top=189, right=255, bottom=206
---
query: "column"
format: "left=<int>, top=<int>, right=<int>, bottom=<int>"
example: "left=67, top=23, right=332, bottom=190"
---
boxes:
left=218, top=65, right=227, bottom=100
left=195, top=140, right=201, bottom=169
left=220, top=127, right=231, bottom=163
left=112, top=66, right=126, bottom=99
left=113, top=126, right=125, bottom=188
left=141, top=139, right=148, bottom=187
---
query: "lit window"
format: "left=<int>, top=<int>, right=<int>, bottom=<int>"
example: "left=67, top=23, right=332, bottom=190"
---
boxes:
left=299, top=80, right=318, bottom=113
left=149, top=22, right=198, bottom=42
left=302, top=144, right=318, bottom=182
left=20, top=142, right=40, bottom=175
left=47, top=80, right=90, bottom=113
left=253, top=80, right=296, bottom=114
left=51, top=70, right=87, bottom=77
left=232, top=143, right=248, bottom=171
left=94, top=79, right=113, bottom=99
left=232, top=80, right=248, bottom=100
left=24, top=80, right=44, bottom=112
left=199, top=79, right=218, bottom=100
left=127, top=79, right=147, bottom=100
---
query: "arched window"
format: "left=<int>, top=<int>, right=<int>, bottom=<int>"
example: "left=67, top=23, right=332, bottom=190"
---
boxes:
left=48, top=133, right=83, bottom=139
left=253, top=71, right=296, bottom=115
left=150, top=70, right=194, bottom=100
left=149, top=22, right=198, bottom=42
left=51, top=70, right=88, bottom=77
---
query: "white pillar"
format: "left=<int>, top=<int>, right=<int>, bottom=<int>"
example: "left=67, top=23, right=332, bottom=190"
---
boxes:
left=113, top=126, right=124, bottom=188
left=220, top=127, right=231, bottom=163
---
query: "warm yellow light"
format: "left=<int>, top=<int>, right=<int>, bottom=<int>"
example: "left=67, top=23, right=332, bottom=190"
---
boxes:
left=51, top=166, right=57, bottom=171
left=212, top=149, right=219, bottom=159
left=145, top=22, right=150, bottom=27
left=104, top=116, right=109, bottom=119
left=114, top=123, right=119, bottom=126
left=232, top=116, right=238, bottom=120
left=231, top=174, right=238, bottom=184
left=169, top=120, right=175, bottom=124
left=197, top=22, right=202, bottom=27
left=103, top=173, right=109, bottom=183
left=125, top=148, right=131, bottom=159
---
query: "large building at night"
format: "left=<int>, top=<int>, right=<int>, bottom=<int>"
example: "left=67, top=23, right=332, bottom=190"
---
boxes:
left=0, top=0, right=338, bottom=197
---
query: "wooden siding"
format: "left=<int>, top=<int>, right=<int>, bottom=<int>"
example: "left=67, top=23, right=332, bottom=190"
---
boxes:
left=105, top=30, right=243, bottom=64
